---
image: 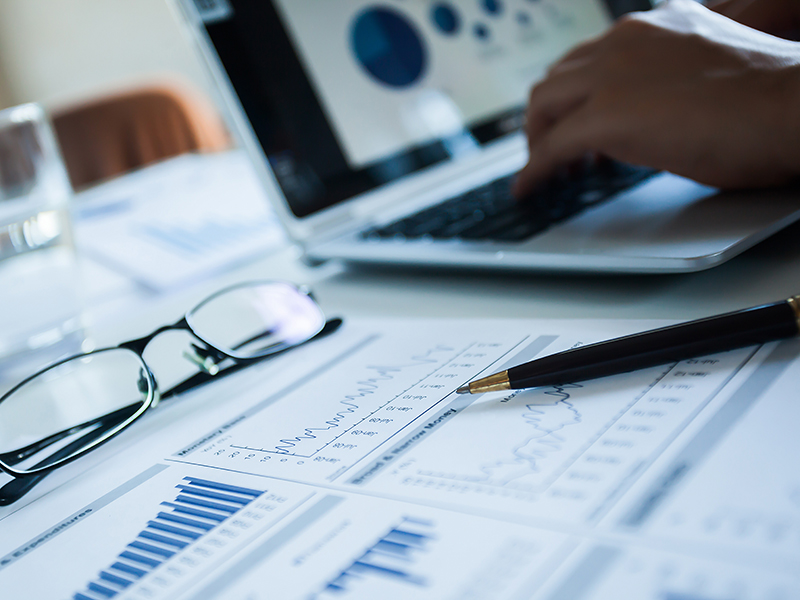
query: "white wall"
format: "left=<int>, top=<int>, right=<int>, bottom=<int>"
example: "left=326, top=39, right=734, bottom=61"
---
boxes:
left=0, top=67, right=9, bottom=109
left=0, top=0, right=213, bottom=110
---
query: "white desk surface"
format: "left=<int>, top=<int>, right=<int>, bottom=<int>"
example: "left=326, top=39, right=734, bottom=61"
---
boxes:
left=56, top=150, right=800, bottom=426
left=83, top=216, right=800, bottom=347
left=63, top=152, right=800, bottom=341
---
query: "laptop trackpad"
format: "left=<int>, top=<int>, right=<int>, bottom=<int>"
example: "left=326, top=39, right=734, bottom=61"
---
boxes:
left=522, top=174, right=800, bottom=261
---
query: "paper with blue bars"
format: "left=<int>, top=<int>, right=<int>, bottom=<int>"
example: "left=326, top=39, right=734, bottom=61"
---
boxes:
left=0, top=319, right=798, bottom=599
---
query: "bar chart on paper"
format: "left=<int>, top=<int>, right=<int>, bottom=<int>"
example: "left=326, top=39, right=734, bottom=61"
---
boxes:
left=73, top=476, right=267, bottom=600
left=315, top=517, right=436, bottom=598
left=180, top=492, right=572, bottom=600
left=0, top=465, right=312, bottom=600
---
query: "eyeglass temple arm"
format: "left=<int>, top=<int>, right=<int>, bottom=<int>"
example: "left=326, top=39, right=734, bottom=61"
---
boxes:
left=181, top=328, right=277, bottom=370
left=162, top=317, right=343, bottom=400
left=228, top=328, right=279, bottom=351
left=0, top=405, right=140, bottom=506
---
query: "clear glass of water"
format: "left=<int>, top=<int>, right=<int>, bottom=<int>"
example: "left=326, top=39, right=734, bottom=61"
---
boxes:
left=0, top=104, right=83, bottom=374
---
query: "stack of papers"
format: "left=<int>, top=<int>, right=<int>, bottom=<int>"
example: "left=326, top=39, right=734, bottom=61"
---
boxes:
left=72, top=151, right=286, bottom=291
left=1, top=319, right=798, bottom=598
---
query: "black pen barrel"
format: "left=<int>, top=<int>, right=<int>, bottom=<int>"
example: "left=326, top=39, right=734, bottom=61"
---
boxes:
left=508, top=300, right=800, bottom=389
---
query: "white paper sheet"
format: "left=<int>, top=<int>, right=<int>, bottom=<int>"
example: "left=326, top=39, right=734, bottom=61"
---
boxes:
left=72, top=151, right=285, bottom=291
left=0, top=319, right=798, bottom=599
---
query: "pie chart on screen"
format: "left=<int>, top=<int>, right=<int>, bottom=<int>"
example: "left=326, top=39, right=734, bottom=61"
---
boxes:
left=431, top=3, right=461, bottom=35
left=351, top=6, right=428, bottom=88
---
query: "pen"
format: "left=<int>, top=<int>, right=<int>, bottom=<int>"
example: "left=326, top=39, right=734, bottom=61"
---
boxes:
left=457, top=295, right=800, bottom=395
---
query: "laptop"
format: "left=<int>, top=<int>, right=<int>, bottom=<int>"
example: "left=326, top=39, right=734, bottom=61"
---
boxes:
left=177, top=0, right=800, bottom=274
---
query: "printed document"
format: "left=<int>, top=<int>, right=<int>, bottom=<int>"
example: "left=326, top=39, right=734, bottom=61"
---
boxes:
left=73, top=151, right=285, bottom=291
left=0, top=319, right=798, bottom=598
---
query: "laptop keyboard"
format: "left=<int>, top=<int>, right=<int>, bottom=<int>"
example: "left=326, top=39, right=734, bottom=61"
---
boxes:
left=361, top=160, right=656, bottom=243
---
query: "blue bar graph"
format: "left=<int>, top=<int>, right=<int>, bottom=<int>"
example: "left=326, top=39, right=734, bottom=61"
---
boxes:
left=138, top=216, right=273, bottom=259
left=662, top=594, right=733, bottom=600
left=322, top=517, right=436, bottom=595
left=73, top=477, right=264, bottom=600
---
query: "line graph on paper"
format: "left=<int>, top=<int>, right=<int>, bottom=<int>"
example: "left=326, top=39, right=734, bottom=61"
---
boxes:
left=234, top=345, right=454, bottom=459
left=424, top=384, right=588, bottom=492
left=395, top=378, right=658, bottom=495
left=170, top=323, right=758, bottom=522
left=363, top=348, right=758, bottom=523
left=172, top=329, right=532, bottom=484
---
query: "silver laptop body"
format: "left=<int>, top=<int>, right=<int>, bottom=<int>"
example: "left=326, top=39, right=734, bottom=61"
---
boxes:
left=176, top=0, right=800, bottom=274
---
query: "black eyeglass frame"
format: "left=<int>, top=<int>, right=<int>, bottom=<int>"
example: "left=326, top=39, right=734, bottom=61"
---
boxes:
left=0, top=281, right=341, bottom=504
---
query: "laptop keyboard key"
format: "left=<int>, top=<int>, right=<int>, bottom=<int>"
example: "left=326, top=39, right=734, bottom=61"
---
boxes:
left=490, top=219, right=551, bottom=242
left=361, top=161, right=655, bottom=244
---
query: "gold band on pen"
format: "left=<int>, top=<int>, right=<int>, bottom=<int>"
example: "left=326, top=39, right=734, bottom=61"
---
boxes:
left=788, top=295, right=800, bottom=332
left=463, top=371, right=511, bottom=394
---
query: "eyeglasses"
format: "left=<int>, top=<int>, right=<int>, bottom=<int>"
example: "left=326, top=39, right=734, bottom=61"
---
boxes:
left=0, top=281, right=341, bottom=505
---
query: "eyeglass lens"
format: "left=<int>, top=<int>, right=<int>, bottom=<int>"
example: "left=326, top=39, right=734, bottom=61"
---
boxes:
left=0, top=282, right=327, bottom=481
left=0, top=348, right=153, bottom=475
left=186, top=282, right=325, bottom=360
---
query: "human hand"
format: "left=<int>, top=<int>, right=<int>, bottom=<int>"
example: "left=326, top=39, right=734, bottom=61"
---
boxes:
left=514, top=0, right=800, bottom=198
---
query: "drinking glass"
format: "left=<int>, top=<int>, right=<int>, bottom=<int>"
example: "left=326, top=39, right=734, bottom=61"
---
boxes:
left=0, top=103, right=83, bottom=372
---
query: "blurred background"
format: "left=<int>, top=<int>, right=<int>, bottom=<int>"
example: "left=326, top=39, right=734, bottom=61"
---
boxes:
left=0, top=0, right=211, bottom=111
left=0, top=0, right=286, bottom=384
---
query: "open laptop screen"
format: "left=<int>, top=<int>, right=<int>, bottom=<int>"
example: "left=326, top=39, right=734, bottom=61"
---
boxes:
left=194, top=0, right=650, bottom=218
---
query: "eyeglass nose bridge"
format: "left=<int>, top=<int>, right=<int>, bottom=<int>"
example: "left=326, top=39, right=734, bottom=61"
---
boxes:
left=118, top=317, right=228, bottom=379
left=118, top=317, right=193, bottom=355
left=116, top=318, right=196, bottom=404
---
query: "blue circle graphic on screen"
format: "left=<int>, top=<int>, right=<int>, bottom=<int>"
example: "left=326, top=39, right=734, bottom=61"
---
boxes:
left=481, top=0, right=504, bottom=16
left=432, top=3, right=461, bottom=35
left=351, top=7, right=428, bottom=88
left=474, top=23, right=491, bottom=41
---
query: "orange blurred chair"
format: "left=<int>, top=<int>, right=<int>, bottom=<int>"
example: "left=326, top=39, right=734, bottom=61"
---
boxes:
left=51, top=83, right=231, bottom=189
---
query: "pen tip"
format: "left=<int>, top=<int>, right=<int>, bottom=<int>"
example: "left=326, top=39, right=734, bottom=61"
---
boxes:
left=456, top=386, right=471, bottom=395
